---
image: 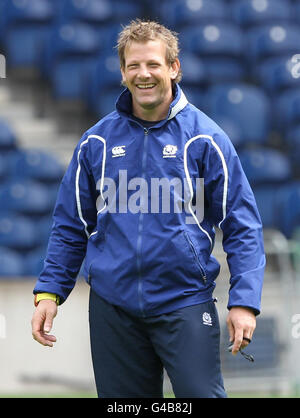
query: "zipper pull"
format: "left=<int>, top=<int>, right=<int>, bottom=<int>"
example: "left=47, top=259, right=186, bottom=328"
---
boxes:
left=144, top=127, right=149, bottom=135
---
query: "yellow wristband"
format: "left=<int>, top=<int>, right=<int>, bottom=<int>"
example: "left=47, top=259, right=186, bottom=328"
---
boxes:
left=34, top=293, right=60, bottom=307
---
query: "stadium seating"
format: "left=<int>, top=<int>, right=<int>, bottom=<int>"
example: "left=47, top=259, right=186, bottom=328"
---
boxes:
left=231, top=0, right=292, bottom=28
left=0, top=247, right=25, bottom=277
left=180, top=22, right=244, bottom=58
left=0, top=119, right=18, bottom=151
left=178, top=52, right=207, bottom=88
left=275, top=181, right=300, bottom=239
left=246, top=23, right=300, bottom=65
left=1, top=0, right=54, bottom=70
left=200, top=57, right=246, bottom=84
left=255, top=54, right=300, bottom=94
left=286, top=126, right=300, bottom=177
left=44, top=23, right=101, bottom=101
left=0, top=154, right=8, bottom=184
left=252, top=185, right=278, bottom=229
left=0, top=179, right=55, bottom=216
left=180, top=86, right=205, bottom=111
left=0, top=213, right=41, bottom=251
left=57, top=0, right=114, bottom=26
left=275, top=88, right=300, bottom=132
left=155, top=0, right=228, bottom=30
left=24, top=247, right=47, bottom=276
left=86, top=51, right=123, bottom=114
left=9, top=149, right=64, bottom=184
left=203, top=83, right=272, bottom=148
left=238, top=148, right=292, bottom=186
left=57, top=0, right=143, bottom=27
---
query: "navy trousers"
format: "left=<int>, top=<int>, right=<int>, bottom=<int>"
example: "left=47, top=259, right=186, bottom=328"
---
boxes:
left=89, top=289, right=227, bottom=398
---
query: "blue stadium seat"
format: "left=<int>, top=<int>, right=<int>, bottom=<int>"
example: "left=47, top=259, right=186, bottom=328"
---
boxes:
left=91, top=86, right=123, bottom=118
left=108, top=0, right=144, bottom=24
left=96, top=22, right=123, bottom=52
left=252, top=186, right=278, bottom=228
left=0, top=154, right=7, bottom=184
left=0, top=214, right=41, bottom=251
left=238, top=148, right=292, bottom=186
left=180, top=22, right=244, bottom=58
left=275, top=181, right=300, bottom=238
left=275, top=87, right=300, bottom=130
left=231, top=0, right=292, bottom=28
left=24, top=247, right=47, bottom=276
left=286, top=126, right=300, bottom=177
left=10, top=149, right=64, bottom=184
left=221, top=317, right=280, bottom=372
left=57, top=0, right=142, bottom=26
left=0, top=180, right=55, bottom=216
left=86, top=52, right=123, bottom=114
left=178, top=52, right=206, bottom=87
left=58, top=0, right=113, bottom=25
left=246, top=23, right=300, bottom=63
left=204, top=83, right=271, bottom=147
left=255, top=55, right=300, bottom=93
left=180, top=86, right=205, bottom=111
left=201, top=57, right=246, bottom=83
left=0, top=247, right=25, bottom=277
left=44, top=23, right=101, bottom=100
left=157, top=0, right=228, bottom=29
left=37, top=216, right=53, bottom=245
left=294, top=2, right=300, bottom=24
left=0, top=119, right=18, bottom=150
left=2, top=0, right=54, bottom=69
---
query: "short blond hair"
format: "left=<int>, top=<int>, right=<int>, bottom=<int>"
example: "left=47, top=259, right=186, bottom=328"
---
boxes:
left=117, top=19, right=182, bottom=84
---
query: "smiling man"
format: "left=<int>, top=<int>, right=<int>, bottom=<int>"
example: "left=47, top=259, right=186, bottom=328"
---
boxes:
left=31, top=20, right=265, bottom=398
left=120, top=38, right=179, bottom=121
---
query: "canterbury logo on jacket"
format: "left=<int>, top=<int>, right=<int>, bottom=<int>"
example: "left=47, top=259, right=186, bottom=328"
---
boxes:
left=33, top=84, right=265, bottom=317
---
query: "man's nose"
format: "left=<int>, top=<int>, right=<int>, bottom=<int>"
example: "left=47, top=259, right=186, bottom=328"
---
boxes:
left=137, top=65, right=151, bottom=79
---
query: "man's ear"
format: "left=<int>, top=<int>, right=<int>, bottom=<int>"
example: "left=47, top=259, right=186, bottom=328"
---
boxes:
left=120, top=67, right=127, bottom=86
left=170, top=58, right=180, bottom=80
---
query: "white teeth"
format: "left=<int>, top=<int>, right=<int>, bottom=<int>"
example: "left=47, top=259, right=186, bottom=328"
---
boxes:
left=137, top=84, right=155, bottom=89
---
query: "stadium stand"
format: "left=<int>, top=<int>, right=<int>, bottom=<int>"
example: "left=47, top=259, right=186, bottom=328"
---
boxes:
left=153, top=0, right=228, bottom=30
left=0, top=0, right=55, bottom=72
left=202, top=83, right=272, bottom=148
left=0, top=0, right=299, bottom=395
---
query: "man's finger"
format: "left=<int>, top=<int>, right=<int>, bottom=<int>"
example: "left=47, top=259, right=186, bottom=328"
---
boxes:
left=232, top=328, right=243, bottom=355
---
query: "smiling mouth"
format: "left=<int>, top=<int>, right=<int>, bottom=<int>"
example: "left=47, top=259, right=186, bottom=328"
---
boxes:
left=136, top=83, right=156, bottom=90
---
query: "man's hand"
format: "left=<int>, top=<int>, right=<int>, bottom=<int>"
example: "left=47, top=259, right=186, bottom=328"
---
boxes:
left=31, top=300, right=58, bottom=347
left=226, top=306, right=256, bottom=355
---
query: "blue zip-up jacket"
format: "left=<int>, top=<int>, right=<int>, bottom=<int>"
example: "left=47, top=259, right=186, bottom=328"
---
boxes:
left=33, top=84, right=265, bottom=316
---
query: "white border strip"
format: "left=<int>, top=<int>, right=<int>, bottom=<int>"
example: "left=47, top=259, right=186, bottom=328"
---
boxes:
left=168, top=90, right=188, bottom=120
left=76, top=135, right=106, bottom=239
left=183, top=134, right=229, bottom=247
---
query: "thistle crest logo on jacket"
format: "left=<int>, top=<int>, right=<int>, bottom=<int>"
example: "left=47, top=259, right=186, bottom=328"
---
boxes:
left=33, top=84, right=265, bottom=318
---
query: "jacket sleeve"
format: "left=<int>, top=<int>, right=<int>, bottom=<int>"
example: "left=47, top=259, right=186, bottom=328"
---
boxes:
left=204, top=132, right=266, bottom=315
left=33, top=135, right=97, bottom=304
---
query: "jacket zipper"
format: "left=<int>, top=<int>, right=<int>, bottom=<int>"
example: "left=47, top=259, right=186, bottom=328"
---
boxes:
left=136, top=127, right=149, bottom=317
left=183, top=231, right=207, bottom=283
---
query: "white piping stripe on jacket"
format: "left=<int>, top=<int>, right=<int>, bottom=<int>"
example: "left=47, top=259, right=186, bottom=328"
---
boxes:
left=168, top=90, right=188, bottom=120
left=183, top=134, right=229, bottom=248
left=76, top=135, right=106, bottom=239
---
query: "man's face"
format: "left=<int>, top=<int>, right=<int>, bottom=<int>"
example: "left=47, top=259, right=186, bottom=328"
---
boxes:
left=121, top=39, right=180, bottom=120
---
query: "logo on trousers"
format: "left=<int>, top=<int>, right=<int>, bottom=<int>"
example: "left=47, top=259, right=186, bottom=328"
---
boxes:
left=202, top=312, right=212, bottom=326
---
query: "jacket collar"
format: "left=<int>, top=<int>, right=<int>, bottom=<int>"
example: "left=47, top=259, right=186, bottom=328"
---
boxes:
left=116, top=83, right=188, bottom=122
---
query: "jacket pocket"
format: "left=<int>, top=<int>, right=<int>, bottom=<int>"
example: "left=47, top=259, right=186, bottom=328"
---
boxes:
left=183, top=231, right=207, bottom=283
